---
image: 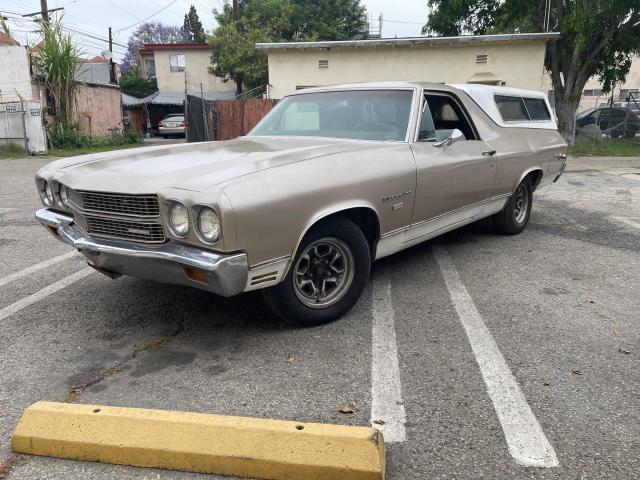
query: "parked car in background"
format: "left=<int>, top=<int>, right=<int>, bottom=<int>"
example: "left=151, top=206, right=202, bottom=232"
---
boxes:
left=576, top=106, right=640, bottom=139
left=158, top=114, right=186, bottom=138
left=34, top=82, right=566, bottom=326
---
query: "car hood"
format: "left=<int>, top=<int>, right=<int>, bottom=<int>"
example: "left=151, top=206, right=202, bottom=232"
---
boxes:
left=50, top=136, right=367, bottom=194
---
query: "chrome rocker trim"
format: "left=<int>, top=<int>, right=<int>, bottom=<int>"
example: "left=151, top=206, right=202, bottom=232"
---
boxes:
left=36, top=208, right=249, bottom=297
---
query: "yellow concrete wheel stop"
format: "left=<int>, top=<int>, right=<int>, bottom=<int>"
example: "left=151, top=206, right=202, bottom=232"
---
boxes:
left=12, top=401, right=386, bottom=480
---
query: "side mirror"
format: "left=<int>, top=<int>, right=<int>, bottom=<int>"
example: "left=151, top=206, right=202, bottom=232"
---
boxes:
left=433, top=128, right=464, bottom=148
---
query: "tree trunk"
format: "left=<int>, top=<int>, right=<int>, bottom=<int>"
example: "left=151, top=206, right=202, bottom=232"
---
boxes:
left=554, top=89, right=581, bottom=144
left=235, top=76, right=242, bottom=96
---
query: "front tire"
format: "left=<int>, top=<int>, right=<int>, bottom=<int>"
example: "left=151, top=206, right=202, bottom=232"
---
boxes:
left=493, top=177, right=533, bottom=235
left=263, top=218, right=371, bottom=327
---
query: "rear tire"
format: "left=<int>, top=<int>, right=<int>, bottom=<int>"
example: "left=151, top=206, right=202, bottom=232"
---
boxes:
left=493, top=177, right=533, bottom=235
left=262, top=218, right=371, bottom=327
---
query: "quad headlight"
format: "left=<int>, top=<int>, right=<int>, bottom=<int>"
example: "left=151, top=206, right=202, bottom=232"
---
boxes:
left=197, top=207, right=221, bottom=243
left=168, top=202, right=189, bottom=237
left=59, top=184, right=70, bottom=207
left=38, top=179, right=54, bottom=206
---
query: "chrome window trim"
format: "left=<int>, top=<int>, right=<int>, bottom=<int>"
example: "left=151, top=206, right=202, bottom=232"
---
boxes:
left=413, top=89, right=481, bottom=143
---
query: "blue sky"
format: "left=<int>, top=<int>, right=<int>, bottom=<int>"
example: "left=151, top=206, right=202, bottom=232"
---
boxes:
left=1, top=0, right=429, bottom=61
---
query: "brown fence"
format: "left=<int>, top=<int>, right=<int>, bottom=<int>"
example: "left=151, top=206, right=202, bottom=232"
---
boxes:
left=215, top=99, right=278, bottom=140
left=186, top=97, right=277, bottom=142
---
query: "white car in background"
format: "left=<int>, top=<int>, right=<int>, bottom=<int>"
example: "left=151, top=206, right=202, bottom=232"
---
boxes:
left=158, top=114, right=186, bottom=138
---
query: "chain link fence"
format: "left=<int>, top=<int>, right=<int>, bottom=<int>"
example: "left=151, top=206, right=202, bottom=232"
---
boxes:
left=185, top=94, right=214, bottom=142
left=0, top=100, right=47, bottom=154
left=185, top=97, right=277, bottom=142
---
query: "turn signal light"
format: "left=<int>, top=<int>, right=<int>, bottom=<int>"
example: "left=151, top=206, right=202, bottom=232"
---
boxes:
left=183, top=266, right=207, bottom=284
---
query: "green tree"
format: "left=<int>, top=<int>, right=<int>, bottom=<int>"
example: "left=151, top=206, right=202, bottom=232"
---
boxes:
left=423, top=0, right=640, bottom=141
left=183, top=5, right=206, bottom=43
left=119, top=67, right=158, bottom=98
left=210, top=0, right=368, bottom=94
left=210, top=24, right=271, bottom=95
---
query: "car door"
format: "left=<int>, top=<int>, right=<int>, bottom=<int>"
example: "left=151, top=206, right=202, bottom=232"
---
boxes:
left=406, top=90, right=497, bottom=242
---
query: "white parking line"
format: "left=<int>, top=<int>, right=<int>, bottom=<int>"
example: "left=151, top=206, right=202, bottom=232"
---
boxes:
left=612, top=216, right=640, bottom=230
left=0, top=268, right=93, bottom=323
left=0, top=251, right=79, bottom=288
left=370, top=274, right=407, bottom=443
left=433, top=245, right=559, bottom=468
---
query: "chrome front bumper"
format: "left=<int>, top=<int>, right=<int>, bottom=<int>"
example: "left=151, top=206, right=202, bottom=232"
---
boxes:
left=36, top=208, right=248, bottom=297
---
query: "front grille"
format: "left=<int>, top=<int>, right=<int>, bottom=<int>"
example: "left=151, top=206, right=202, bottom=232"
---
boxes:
left=68, top=188, right=160, bottom=218
left=73, top=213, right=166, bottom=243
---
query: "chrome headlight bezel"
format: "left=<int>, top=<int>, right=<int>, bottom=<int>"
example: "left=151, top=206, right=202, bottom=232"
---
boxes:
left=167, top=201, right=189, bottom=237
left=196, top=206, right=221, bottom=244
left=59, top=184, right=70, bottom=208
left=37, top=178, right=54, bottom=206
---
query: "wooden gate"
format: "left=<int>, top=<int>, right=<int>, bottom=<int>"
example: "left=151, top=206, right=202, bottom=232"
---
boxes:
left=214, top=99, right=277, bottom=140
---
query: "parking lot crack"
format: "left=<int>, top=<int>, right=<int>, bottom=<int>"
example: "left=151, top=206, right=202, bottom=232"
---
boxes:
left=63, top=318, right=187, bottom=403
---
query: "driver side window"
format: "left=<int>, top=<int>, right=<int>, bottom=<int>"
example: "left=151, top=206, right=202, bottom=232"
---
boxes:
left=418, top=92, right=476, bottom=142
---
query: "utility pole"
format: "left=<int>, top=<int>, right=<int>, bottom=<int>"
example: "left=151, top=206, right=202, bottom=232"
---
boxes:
left=108, top=27, right=116, bottom=84
left=40, top=0, right=49, bottom=26
left=232, top=0, right=242, bottom=95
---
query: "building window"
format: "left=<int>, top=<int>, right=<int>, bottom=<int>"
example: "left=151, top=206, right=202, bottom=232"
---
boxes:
left=476, top=54, right=488, bottom=64
left=169, top=54, right=186, bottom=72
left=583, top=89, right=602, bottom=97
left=144, top=58, right=156, bottom=77
left=318, top=59, right=329, bottom=69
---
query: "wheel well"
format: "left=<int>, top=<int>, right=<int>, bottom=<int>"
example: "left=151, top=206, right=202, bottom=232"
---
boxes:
left=312, top=207, right=380, bottom=255
left=525, top=169, right=544, bottom=191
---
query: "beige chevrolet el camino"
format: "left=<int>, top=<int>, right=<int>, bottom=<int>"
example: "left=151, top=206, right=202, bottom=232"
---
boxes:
left=36, top=82, right=567, bottom=325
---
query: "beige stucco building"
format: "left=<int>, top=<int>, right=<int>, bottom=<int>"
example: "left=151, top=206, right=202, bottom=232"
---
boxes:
left=256, top=33, right=559, bottom=99
left=138, top=43, right=235, bottom=94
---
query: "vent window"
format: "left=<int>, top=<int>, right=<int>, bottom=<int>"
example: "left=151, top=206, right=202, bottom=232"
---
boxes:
left=318, top=59, right=329, bottom=69
left=476, top=54, right=488, bottom=64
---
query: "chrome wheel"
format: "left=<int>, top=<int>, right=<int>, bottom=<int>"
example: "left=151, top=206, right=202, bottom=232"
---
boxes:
left=293, top=237, right=355, bottom=309
left=513, top=183, right=529, bottom=224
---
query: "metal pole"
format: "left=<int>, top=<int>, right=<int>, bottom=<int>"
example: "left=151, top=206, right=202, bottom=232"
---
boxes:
left=232, top=0, right=242, bottom=95
left=108, top=27, right=116, bottom=84
left=184, top=66, right=188, bottom=142
left=200, top=83, right=208, bottom=141
left=19, top=97, right=29, bottom=154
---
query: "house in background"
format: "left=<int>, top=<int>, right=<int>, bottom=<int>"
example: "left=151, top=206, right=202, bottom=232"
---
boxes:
left=138, top=42, right=235, bottom=94
left=134, top=42, right=236, bottom=134
left=255, top=33, right=560, bottom=99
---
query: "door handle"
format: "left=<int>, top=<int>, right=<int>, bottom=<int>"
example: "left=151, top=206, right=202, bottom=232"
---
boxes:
left=482, top=150, right=497, bottom=156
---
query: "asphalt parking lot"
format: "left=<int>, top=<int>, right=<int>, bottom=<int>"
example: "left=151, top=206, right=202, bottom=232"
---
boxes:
left=0, top=155, right=638, bottom=479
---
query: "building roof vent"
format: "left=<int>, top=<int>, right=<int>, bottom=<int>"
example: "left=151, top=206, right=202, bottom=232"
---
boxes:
left=318, top=59, right=329, bottom=69
left=476, top=54, right=488, bottom=64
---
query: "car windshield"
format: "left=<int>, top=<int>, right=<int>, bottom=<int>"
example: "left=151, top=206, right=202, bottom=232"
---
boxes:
left=577, top=108, right=596, bottom=119
left=164, top=116, right=184, bottom=122
left=249, top=90, right=414, bottom=141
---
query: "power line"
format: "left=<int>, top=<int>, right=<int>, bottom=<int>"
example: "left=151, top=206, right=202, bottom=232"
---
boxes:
left=114, top=0, right=180, bottom=33
left=384, top=19, right=426, bottom=25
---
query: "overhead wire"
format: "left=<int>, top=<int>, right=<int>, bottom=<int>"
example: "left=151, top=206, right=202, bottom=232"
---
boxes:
left=114, top=0, right=180, bottom=33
